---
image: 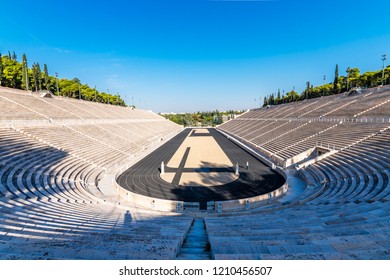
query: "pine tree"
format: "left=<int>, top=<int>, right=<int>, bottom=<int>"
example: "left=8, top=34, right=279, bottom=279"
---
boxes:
left=32, top=63, right=39, bottom=91
left=333, top=64, right=339, bottom=94
left=22, top=54, right=29, bottom=90
left=36, top=63, right=42, bottom=90
left=305, top=81, right=310, bottom=99
left=43, top=64, right=49, bottom=90
left=270, top=93, right=275, bottom=105
left=0, top=53, right=3, bottom=86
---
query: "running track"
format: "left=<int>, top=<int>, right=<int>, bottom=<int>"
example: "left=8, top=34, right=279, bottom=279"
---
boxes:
left=116, top=128, right=285, bottom=209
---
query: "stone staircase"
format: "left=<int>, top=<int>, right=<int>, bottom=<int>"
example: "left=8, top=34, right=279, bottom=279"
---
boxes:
left=176, top=218, right=212, bottom=260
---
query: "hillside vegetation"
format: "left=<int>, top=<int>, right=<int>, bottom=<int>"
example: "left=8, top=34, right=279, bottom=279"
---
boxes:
left=263, top=63, right=390, bottom=106
left=0, top=51, right=126, bottom=106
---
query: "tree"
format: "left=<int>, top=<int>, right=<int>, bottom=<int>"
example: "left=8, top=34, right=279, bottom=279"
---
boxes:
left=59, top=78, right=78, bottom=96
left=333, top=64, right=339, bottom=94
left=12, top=51, right=17, bottom=61
left=43, top=64, right=49, bottom=90
left=305, top=81, right=310, bottom=99
left=263, top=96, right=268, bottom=107
left=21, top=54, right=29, bottom=90
left=359, top=71, right=375, bottom=88
left=270, top=93, right=275, bottom=105
left=32, top=63, right=37, bottom=91
left=2, top=56, right=22, bottom=88
left=348, top=67, right=360, bottom=88
left=277, top=89, right=281, bottom=104
left=287, top=90, right=299, bottom=102
left=36, top=63, right=42, bottom=90
left=31, top=63, right=42, bottom=91
left=32, top=63, right=42, bottom=91
left=0, top=53, right=3, bottom=86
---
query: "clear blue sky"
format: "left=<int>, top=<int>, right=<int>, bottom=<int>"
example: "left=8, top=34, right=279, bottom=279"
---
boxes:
left=1, top=0, right=389, bottom=112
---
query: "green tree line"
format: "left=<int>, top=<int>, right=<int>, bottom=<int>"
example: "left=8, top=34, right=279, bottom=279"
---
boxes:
left=162, top=110, right=243, bottom=127
left=0, top=51, right=126, bottom=106
left=263, top=63, right=390, bottom=107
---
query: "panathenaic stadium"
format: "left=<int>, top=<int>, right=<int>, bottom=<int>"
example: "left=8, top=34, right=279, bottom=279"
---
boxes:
left=0, top=85, right=389, bottom=260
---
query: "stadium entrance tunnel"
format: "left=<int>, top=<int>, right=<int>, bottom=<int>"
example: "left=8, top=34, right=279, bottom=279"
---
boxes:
left=115, top=128, right=287, bottom=212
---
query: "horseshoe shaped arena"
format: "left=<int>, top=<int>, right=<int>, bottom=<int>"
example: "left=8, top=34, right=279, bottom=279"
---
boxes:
left=1, top=86, right=390, bottom=260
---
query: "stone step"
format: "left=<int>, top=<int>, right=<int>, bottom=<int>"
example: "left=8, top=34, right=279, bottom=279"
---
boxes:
left=176, top=218, right=212, bottom=260
left=176, top=253, right=212, bottom=260
left=179, top=247, right=209, bottom=254
left=182, top=242, right=208, bottom=248
left=184, top=236, right=208, bottom=242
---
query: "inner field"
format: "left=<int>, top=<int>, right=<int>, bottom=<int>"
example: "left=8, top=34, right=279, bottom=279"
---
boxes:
left=167, top=128, right=233, bottom=168
left=162, top=128, right=238, bottom=186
